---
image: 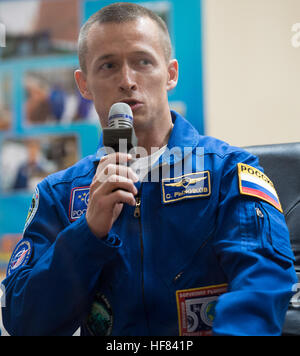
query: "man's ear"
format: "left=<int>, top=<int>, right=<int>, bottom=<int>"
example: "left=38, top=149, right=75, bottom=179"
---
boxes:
left=166, top=59, right=179, bottom=92
left=74, top=70, right=93, bottom=100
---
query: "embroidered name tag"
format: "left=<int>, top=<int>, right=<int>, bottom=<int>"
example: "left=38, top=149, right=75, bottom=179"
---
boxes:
left=176, top=284, right=228, bottom=336
left=238, top=163, right=283, bottom=212
left=162, top=171, right=211, bottom=204
left=69, top=187, right=90, bottom=221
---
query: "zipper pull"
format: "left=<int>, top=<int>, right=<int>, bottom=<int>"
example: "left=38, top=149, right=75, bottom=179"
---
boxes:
left=174, top=271, right=184, bottom=283
left=256, top=207, right=264, bottom=219
left=134, top=196, right=141, bottom=218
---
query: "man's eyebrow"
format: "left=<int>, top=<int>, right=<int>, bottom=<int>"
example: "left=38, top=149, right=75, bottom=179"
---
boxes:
left=133, top=50, right=152, bottom=56
left=95, top=54, right=115, bottom=63
left=95, top=50, right=154, bottom=62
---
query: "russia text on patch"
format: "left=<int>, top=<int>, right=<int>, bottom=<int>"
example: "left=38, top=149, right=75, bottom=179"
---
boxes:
left=237, top=163, right=283, bottom=212
left=69, top=187, right=90, bottom=221
left=162, top=171, right=211, bottom=204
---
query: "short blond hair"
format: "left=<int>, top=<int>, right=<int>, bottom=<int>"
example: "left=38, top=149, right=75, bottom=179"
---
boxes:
left=78, top=2, right=172, bottom=73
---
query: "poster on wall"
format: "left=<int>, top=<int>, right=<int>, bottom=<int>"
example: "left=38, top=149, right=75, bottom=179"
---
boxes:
left=0, top=134, right=79, bottom=193
left=0, top=0, right=80, bottom=59
left=24, top=67, right=97, bottom=127
left=0, top=73, right=12, bottom=131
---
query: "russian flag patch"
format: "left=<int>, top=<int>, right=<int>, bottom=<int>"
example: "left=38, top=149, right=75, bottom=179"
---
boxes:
left=237, top=163, right=283, bottom=213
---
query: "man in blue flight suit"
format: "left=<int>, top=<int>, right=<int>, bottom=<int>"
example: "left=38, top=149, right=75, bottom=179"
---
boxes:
left=2, top=3, right=297, bottom=336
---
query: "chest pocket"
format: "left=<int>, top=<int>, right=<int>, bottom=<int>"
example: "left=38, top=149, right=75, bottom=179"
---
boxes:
left=257, top=202, right=295, bottom=264
left=240, top=200, right=295, bottom=264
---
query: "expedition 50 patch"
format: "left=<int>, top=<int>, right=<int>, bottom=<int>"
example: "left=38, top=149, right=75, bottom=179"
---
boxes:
left=176, top=284, right=227, bottom=336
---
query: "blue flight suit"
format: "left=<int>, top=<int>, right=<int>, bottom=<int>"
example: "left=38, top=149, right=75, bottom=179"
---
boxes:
left=2, top=111, right=297, bottom=336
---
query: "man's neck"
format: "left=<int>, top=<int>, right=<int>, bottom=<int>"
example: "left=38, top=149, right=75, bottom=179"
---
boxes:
left=135, top=112, right=174, bottom=155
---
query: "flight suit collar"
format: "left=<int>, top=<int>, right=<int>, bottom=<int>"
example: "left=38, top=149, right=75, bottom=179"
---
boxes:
left=160, top=110, right=200, bottom=166
left=92, top=110, right=200, bottom=166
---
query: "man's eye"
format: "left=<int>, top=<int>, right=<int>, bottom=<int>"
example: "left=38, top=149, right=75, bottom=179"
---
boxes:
left=100, top=63, right=115, bottom=70
left=139, top=59, right=152, bottom=66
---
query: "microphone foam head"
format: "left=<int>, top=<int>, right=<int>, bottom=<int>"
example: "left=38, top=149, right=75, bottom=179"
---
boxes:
left=108, top=102, right=133, bottom=128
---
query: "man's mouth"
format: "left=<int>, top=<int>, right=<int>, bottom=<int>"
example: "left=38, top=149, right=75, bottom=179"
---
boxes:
left=120, top=99, right=143, bottom=111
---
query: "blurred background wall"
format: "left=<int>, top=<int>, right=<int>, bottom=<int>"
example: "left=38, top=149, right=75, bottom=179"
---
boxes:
left=204, top=0, right=300, bottom=146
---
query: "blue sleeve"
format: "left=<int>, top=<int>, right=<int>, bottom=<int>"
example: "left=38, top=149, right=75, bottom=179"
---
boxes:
left=212, top=152, right=297, bottom=336
left=2, top=179, right=122, bottom=336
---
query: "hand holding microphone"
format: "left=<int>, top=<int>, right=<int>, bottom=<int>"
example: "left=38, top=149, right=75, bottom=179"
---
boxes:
left=85, top=103, right=139, bottom=239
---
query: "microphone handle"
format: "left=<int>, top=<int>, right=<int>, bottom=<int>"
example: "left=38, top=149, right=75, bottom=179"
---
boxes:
left=103, top=127, right=138, bottom=154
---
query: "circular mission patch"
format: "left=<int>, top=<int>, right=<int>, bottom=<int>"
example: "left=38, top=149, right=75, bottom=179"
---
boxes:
left=86, top=293, right=113, bottom=336
left=7, top=239, right=33, bottom=276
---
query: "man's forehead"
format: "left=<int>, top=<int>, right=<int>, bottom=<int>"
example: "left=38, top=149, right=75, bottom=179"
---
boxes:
left=86, top=17, right=164, bottom=63
left=87, top=17, right=161, bottom=47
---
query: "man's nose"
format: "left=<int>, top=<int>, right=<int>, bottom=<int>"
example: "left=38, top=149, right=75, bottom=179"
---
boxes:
left=118, top=64, right=137, bottom=93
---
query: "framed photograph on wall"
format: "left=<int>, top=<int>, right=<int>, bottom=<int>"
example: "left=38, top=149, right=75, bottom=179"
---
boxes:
left=0, top=133, right=79, bottom=192
left=0, top=0, right=80, bottom=60
left=0, top=73, right=12, bottom=131
left=24, top=67, right=97, bottom=127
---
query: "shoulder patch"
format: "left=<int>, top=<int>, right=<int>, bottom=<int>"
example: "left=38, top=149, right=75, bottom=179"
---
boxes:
left=24, top=186, right=40, bottom=232
left=69, top=186, right=90, bottom=221
left=237, top=163, right=283, bottom=212
left=7, top=238, right=33, bottom=276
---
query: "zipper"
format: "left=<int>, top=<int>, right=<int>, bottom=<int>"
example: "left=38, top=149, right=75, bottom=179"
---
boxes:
left=255, top=207, right=264, bottom=219
left=134, top=196, right=141, bottom=218
left=133, top=184, right=150, bottom=332
left=133, top=160, right=166, bottom=219
left=255, top=206, right=264, bottom=227
left=255, top=204, right=273, bottom=248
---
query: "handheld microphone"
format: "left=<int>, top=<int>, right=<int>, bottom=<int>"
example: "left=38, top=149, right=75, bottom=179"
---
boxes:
left=103, top=103, right=138, bottom=154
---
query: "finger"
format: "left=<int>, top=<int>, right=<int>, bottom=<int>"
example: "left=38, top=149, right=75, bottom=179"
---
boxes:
left=110, top=189, right=137, bottom=207
left=94, top=175, right=138, bottom=196
left=98, top=153, right=132, bottom=172
left=100, top=164, right=139, bottom=183
left=93, top=153, right=134, bottom=184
